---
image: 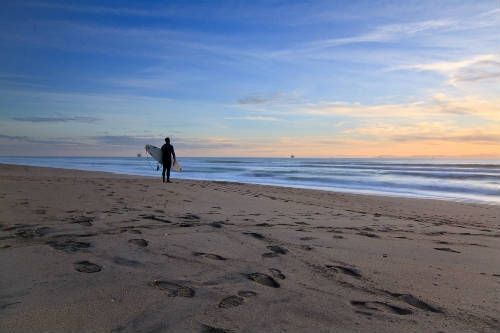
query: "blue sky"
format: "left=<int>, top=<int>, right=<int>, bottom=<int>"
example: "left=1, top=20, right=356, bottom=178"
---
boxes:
left=0, top=0, right=498, bottom=157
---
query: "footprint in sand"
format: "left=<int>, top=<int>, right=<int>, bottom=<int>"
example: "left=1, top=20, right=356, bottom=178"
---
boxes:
left=262, top=252, right=279, bottom=258
left=128, top=239, right=148, bottom=247
left=269, top=268, right=286, bottom=280
left=193, top=252, right=227, bottom=260
left=15, top=227, right=52, bottom=239
left=434, top=247, right=461, bottom=253
left=237, top=290, right=257, bottom=297
left=47, top=239, right=91, bottom=253
left=113, top=256, right=142, bottom=267
left=384, top=291, right=442, bottom=313
left=350, top=300, right=413, bottom=315
left=151, top=280, right=195, bottom=297
left=245, top=273, right=280, bottom=288
left=326, top=265, right=362, bottom=278
left=267, top=245, right=288, bottom=254
left=217, top=295, right=244, bottom=308
left=179, top=213, right=199, bottom=220
left=69, top=216, right=94, bottom=226
left=74, top=261, right=102, bottom=273
left=356, top=232, right=380, bottom=238
left=243, top=232, right=265, bottom=240
left=201, top=324, right=234, bottom=333
left=140, top=214, right=171, bottom=223
left=178, top=223, right=196, bottom=227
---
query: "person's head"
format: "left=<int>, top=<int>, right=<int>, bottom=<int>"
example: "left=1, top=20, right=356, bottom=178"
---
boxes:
left=165, top=137, right=170, bottom=144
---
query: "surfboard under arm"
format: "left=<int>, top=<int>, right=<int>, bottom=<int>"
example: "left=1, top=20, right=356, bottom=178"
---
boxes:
left=145, top=144, right=182, bottom=171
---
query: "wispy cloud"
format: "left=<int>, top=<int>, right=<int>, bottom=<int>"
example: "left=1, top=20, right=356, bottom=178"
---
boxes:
left=391, top=133, right=499, bottom=143
left=238, top=92, right=300, bottom=105
left=392, top=54, right=500, bottom=85
left=12, top=116, right=101, bottom=123
left=345, top=122, right=499, bottom=144
left=225, top=116, right=281, bottom=121
left=90, top=135, right=156, bottom=146
left=90, top=135, right=234, bottom=150
left=300, top=94, right=499, bottom=120
left=271, top=8, right=499, bottom=62
left=3, top=5, right=497, bottom=68
left=312, top=20, right=454, bottom=48
left=22, top=1, right=181, bottom=18
left=1, top=88, right=174, bottom=107
left=398, top=54, right=498, bottom=72
left=453, top=60, right=500, bottom=83
left=0, top=134, right=85, bottom=145
left=0, top=134, right=237, bottom=156
left=266, top=19, right=460, bottom=61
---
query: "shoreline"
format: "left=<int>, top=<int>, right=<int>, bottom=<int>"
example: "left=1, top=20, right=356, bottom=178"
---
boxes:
left=0, top=164, right=498, bottom=332
left=1, top=162, right=497, bottom=207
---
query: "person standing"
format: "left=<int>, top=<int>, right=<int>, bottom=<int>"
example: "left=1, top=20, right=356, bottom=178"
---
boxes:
left=161, top=137, right=176, bottom=183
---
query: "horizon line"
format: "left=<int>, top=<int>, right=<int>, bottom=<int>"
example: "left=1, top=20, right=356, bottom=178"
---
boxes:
left=0, top=155, right=498, bottom=160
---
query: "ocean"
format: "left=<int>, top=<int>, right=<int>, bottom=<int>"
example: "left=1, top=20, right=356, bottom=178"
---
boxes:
left=1, top=156, right=498, bottom=204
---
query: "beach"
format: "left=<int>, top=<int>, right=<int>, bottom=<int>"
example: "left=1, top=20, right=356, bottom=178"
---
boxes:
left=0, top=163, right=498, bottom=332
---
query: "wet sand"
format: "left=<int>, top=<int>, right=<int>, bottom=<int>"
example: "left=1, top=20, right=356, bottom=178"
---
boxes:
left=0, top=163, right=499, bottom=332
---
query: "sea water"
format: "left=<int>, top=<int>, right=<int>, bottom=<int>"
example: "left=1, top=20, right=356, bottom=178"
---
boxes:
left=1, top=156, right=498, bottom=204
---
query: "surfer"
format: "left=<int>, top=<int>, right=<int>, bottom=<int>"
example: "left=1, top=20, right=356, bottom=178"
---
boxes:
left=161, top=137, right=176, bottom=183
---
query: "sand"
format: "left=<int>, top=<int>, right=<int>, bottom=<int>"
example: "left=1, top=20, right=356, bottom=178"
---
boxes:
left=0, top=163, right=498, bottom=333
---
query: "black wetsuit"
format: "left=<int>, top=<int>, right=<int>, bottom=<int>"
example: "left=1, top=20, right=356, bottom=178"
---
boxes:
left=161, top=143, right=175, bottom=182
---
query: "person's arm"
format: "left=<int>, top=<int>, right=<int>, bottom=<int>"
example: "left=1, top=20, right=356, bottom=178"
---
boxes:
left=172, top=146, right=176, bottom=162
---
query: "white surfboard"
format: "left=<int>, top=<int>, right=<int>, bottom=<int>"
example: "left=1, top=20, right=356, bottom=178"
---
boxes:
left=145, top=144, right=182, bottom=171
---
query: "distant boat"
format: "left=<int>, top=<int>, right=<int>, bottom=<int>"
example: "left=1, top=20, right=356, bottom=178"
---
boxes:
left=137, top=153, right=142, bottom=158
left=290, top=155, right=295, bottom=158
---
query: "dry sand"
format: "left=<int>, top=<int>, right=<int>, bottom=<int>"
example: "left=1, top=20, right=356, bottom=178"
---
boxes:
left=0, top=163, right=498, bottom=332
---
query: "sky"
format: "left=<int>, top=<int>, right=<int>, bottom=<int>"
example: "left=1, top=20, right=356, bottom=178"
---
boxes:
left=0, top=0, right=499, bottom=158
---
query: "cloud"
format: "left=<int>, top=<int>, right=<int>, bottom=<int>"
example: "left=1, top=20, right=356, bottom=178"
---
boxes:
left=453, top=60, right=500, bottom=82
left=4, top=4, right=497, bottom=69
left=344, top=122, right=499, bottom=144
left=0, top=134, right=86, bottom=145
left=90, top=135, right=234, bottom=150
left=225, top=116, right=281, bottom=121
left=315, top=20, right=454, bottom=47
left=11, top=116, right=101, bottom=123
left=400, top=54, right=498, bottom=73
left=238, top=92, right=299, bottom=105
left=175, top=137, right=235, bottom=150
left=300, top=94, right=499, bottom=120
left=267, top=19, right=459, bottom=60
left=90, top=135, right=155, bottom=146
left=1, top=89, right=174, bottom=110
left=394, top=54, right=500, bottom=85
left=0, top=134, right=238, bottom=156
left=391, top=134, right=499, bottom=143
left=22, top=1, right=180, bottom=18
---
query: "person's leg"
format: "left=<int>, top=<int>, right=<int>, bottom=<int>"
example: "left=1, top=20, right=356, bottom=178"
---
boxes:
left=162, top=164, right=166, bottom=182
left=167, top=166, right=171, bottom=182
